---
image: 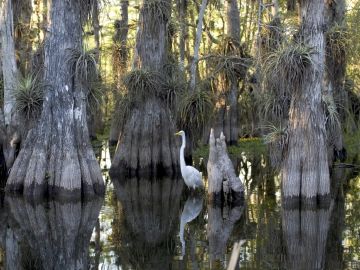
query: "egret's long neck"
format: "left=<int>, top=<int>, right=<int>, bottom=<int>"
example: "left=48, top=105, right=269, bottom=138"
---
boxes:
left=180, top=133, right=186, bottom=171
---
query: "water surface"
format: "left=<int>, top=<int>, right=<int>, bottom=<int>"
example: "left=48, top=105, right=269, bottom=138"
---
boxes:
left=0, top=147, right=359, bottom=270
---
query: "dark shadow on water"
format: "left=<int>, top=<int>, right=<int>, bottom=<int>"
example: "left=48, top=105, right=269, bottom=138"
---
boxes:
left=111, top=175, right=184, bottom=270
left=0, top=196, right=103, bottom=270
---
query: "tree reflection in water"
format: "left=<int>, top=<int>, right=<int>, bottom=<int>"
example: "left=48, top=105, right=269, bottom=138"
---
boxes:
left=112, top=176, right=183, bottom=270
left=1, top=196, right=103, bottom=270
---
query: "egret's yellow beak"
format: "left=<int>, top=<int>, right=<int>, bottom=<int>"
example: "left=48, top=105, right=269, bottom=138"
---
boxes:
left=174, top=131, right=181, bottom=136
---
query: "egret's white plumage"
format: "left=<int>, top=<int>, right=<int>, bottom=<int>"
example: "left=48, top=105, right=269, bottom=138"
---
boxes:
left=175, top=130, right=204, bottom=189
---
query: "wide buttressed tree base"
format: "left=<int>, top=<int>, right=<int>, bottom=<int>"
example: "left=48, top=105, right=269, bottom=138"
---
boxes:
left=281, top=0, right=330, bottom=206
left=5, top=0, right=105, bottom=199
left=110, top=0, right=179, bottom=177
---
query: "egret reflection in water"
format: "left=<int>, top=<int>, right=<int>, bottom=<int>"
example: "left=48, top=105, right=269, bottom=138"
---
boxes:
left=179, top=193, right=204, bottom=257
left=2, top=196, right=103, bottom=270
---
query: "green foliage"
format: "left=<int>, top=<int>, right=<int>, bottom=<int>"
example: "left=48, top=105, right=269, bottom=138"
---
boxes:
left=67, top=47, right=98, bottom=83
left=326, top=24, right=348, bottom=58
left=255, top=90, right=290, bottom=124
left=66, top=47, right=104, bottom=109
left=177, top=87, right=215, bottom=133
left=263, top=124, right=288, bottom=168
left=88, top=79, right=106, bottom=109
left=263, top=124, right=288, bottom=147
left=322, top=94, right=341, bottom=131
left=193, top=137, right=266, bottom=161
left=263, top=42, right=314, bottom=92
left=123, top=69, right=165, bottom=102
left=209, top=37, right=251, bottom=84
left=14, top=73, right=44, bottom=119
left=259, top=17, right=283, bottom=54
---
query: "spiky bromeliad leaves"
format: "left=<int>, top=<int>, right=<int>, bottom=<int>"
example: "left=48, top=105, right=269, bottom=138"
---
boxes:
left=326, top=24, right=348, bottom=59
left=178, top=87, right=215, bottom=134
left=123, top=68, right=166, bottom=102
left=14, top=73, right=44, bottom=119
left=210, top=37, right=251, bottom=84
left=263, top=42, right=315, bottom=93
left=116, top=68, right=181, bottom=128
left=263, top=124, right=289, bottom=168
left=67, top=47, right=98, bottom=83
left=66, top=47, right=104, bottom=109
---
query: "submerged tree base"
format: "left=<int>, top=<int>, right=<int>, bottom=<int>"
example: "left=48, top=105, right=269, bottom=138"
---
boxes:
left=110, top=98, right=179, bottom=177
left=282, top=194, right=331, bottom=209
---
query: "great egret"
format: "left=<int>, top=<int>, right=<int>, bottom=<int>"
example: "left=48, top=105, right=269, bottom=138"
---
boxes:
left=175, top=130, right=204, bottom=189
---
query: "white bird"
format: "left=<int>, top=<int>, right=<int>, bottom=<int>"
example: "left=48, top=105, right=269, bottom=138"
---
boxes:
left=175, top=130, right=204, bottom=189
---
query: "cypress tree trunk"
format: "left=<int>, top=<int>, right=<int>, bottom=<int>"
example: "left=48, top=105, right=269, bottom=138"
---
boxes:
left=13, top=0, right=33, bottom=73
left=324, top=0, right=347, bottom=162
left=6, top=0, right=105, bottom=199
left=281, top=0, right=329, bottom=203
left=0, top=0, right=21, bottom=171
left=111, top=0, right=179, bottom=176
left=88, top=0, right=103, bottom=139
left=178, top=0, right=188, bottom=69
left=109, top=0, right=129, bottom=146
left=189, top=0, right=207, bottom=92
left=224, top=0, right=241, bottom=144
left=287, top=0, right=296, bottom=12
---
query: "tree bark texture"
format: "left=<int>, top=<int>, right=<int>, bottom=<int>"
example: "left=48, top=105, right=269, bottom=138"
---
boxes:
left=0, top=0, right=17, bottom=128
left=88, top=0, right=104, bottom=139
left=0, top=0, right=21, bottom=171
left=112, top=176, right=183, bottom=269
left=111, top=0, right=179, bottom=176
left=324, top=0, right=347, bottom=163
left=281, top=0, right=330, bottom=202
left=282, top=205, right=331, bottom=270
left=178, top=0, right=188, bottom=69
left=109, top=0, right=129, bottom=146
left=189, top=0, right=207, bottom=92
left=207, top=129, right=244, bottom=203
left=4, top=196, right=103, bottom=270
left=13, top=0, right=33, bottom=74
left=6, top=0, right=105, bottom=199
left=224, top=0, right=242, bottom=144
left=287, top=0, right=296, bottom=12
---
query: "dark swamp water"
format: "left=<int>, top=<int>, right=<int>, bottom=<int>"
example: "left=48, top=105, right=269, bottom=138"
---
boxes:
left=0, top=142, right=359, bottom=270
